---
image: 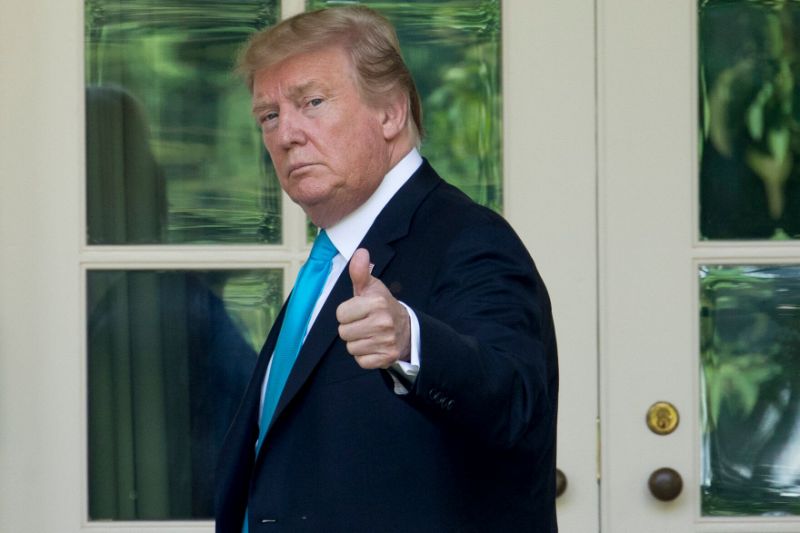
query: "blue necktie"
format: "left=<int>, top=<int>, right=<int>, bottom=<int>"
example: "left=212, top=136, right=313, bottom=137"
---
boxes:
left=257, top=229, right=338, bottom=446
left=243, top=230, right=337, bottom=533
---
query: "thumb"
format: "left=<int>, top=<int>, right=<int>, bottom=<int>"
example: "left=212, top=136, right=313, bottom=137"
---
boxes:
left=349, top=248, right=372, bottom=296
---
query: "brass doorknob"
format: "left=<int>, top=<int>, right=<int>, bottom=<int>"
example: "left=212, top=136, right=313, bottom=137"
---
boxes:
left=555, top=468, right=567, bottom=498
left=648, top=467, right=683, bottom=501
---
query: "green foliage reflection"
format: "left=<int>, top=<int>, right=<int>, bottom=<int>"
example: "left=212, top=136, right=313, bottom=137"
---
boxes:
left=700, top=265, right=800, bottom=516
left=85, top=0, right=282, bottom=244
left=700, top=0, right=800, bottom=239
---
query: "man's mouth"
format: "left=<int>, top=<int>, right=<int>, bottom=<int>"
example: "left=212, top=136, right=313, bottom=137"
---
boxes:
left=287, top=162, right=315, bottom=176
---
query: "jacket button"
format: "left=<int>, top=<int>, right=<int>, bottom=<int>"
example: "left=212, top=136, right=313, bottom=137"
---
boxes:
left=260, top=518, right=277, bottom=524
left=428, top=388, right=441, bottom=401
left=445, top=399, right=455, bottom=411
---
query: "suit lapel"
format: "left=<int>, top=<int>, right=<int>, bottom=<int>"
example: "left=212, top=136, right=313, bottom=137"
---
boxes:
left=259, top=160, right=442, bottom=446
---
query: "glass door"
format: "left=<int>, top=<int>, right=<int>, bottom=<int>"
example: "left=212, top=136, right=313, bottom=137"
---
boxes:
left=0, top=0, right=599, bottom=531
left=600, top=0, right=800, bottom=530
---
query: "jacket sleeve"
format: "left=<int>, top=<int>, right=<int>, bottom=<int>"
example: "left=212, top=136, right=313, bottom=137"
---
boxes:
left=407, top=218, right=558, bottom=453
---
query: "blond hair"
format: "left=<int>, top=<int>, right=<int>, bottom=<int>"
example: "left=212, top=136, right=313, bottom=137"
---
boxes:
left=236, top=6, right=423, bottom=140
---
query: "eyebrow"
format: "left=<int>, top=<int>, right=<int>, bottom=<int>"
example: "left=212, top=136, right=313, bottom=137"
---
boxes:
left=251, top=79, right=330, bottom=116
left=251, top=101, right=276, bottom=117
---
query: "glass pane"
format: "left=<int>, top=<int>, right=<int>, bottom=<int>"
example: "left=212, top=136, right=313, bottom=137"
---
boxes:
left=700, top=265, right=800, bottom=516
left=307, top=0, right=503, bottom=212
left=87, top=269, right=281, bottom=520
left=85, top=1, right=281, bottom=244
left=699, top=1, right=800, bottom=240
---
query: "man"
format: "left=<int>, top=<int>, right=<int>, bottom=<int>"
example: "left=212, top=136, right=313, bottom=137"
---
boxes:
left=216, top=6, right=558, bottom=532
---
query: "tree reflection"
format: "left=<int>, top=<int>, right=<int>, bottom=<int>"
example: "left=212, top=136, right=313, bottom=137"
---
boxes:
left=700, top=265, right=800, bottom=516
left=700, top=0, right=800, bottom=239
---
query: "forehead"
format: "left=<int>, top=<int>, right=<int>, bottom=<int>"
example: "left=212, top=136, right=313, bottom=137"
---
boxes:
left=251, top=47, right=357, bottom=102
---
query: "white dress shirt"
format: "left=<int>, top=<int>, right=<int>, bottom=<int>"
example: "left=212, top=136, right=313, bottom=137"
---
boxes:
left=259, top=149, right=424, bottom=420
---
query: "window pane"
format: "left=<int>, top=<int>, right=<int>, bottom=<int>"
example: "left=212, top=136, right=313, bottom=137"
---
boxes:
left=308, top=0, right=503, bottom=212
left=85, top=1, right=281, bottom=244
left=699, top=1, right=800, bottom=240
left=87, top=269, right=281, bottom=520
left=700, top=265, right=800, bottom=516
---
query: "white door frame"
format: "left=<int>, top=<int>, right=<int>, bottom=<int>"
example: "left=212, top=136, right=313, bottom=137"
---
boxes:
left=504, top=1, right=598, bottom=532
left=598, top=1, right=698, bottom=530
left=599, top=0, right=800, bottom=531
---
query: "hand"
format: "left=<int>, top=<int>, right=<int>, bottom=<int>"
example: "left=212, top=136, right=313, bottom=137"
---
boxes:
left=336, top=248, right=411, bottom=369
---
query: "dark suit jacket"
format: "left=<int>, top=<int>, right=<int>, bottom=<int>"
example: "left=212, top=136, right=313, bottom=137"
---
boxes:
left=216, top=161, right=559, bottom=532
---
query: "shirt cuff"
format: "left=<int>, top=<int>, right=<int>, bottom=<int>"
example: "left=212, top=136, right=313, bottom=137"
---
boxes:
left=390, top=302, right=421, bottom=395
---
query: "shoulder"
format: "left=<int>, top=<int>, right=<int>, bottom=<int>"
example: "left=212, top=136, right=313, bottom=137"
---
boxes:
left=394, top=164, right=547, bottom=312
left=412, top=165, right=531, bottom=263
left=413, top=162, right=501, bottom=222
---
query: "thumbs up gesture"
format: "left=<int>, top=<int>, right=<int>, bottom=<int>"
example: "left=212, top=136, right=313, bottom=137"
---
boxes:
left=336, top=248, right=411, bottom=369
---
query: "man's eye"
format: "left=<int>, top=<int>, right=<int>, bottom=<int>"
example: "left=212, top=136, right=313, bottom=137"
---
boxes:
left=259, top=112, right=278, bottom=124
left=309, top=98, right=323, bottom=107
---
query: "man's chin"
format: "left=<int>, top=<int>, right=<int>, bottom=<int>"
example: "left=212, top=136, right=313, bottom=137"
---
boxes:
left=297, top=198, right=355, bottom=229
left=285, top=182, right=360, bottom=227
left=291, top=189, right=328, bottom=210
left=291, top=194, right=334, bottom=227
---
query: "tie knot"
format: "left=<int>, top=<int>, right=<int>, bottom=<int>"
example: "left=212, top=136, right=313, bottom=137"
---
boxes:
left=309, top=230, right=338, bottom=262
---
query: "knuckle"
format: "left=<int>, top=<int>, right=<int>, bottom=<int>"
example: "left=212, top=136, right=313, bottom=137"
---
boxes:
left=375, top=314, right=393, bottom=330
left=367, top=294, right=386, bottom=308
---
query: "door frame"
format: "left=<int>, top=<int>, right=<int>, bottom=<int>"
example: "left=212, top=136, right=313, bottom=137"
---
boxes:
left=599, top=0, right=800, bottom=531
left=503, top=1, right=598, bottom=532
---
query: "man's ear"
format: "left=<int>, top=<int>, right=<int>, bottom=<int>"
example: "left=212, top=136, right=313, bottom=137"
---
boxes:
left=379, top=91, right=409, bottom=142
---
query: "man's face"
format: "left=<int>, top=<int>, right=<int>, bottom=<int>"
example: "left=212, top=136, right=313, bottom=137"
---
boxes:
left=252, top=47, right=392, bottom=228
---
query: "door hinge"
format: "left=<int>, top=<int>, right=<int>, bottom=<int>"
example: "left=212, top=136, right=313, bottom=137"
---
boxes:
left=596, top=416, right=601, bottom=483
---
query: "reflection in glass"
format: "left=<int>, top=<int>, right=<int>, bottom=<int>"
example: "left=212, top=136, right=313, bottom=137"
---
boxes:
left=308, top=0, right=503, bottom=212
left=699, top=1, right=800, bottom=240
left=87, top=269, right=281, bottom=520
left=700, top=265, right=800, bottom=516
left=85, top=1, right=281, bottom=244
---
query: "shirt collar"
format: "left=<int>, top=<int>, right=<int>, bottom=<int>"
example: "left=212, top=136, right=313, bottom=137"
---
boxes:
left=325, top=148, right=422, bottom=261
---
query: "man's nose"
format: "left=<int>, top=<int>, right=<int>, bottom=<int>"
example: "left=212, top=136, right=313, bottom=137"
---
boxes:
left=276, top=109, right=307, bottom=147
